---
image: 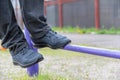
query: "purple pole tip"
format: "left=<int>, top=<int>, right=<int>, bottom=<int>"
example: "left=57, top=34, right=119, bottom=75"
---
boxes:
left=64, top=45, right=120, bottom=59
left=24, top=27, right=39, bottom=77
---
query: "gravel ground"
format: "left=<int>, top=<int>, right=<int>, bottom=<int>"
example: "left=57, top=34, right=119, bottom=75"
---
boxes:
left=63, top=34, right=120, bottom=49
left=40, top=54, right=120, bottom=80
left=0, top=53, right=26, bottom=80
left=0, top=34, right=120, bottom=80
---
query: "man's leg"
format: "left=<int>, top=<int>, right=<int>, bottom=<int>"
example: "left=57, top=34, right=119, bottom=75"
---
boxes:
left=0, top=0, right=43, bottom=68
left=19, top=0, right=50, bottom=39
left=19, top=0, right=71, bottom=49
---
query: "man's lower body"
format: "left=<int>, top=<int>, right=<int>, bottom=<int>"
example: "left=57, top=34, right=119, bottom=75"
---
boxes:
left=0, top=0, right=44, bottom=68
left=0, top=0, right=71, bottom=68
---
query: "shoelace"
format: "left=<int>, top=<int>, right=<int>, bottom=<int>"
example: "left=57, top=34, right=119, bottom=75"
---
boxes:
left=19, top=47, right=26, bottom=55
left=47, top=30, right=59, bottom=39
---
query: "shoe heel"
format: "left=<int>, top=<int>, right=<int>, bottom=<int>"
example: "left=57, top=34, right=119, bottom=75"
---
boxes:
left=34, top=44, right=48, bottom=48
left=13, top=62, right=18, bottom=65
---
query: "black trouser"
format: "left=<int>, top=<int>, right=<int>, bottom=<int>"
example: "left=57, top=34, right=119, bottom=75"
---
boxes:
left=0, top=0, right=50, bottom=49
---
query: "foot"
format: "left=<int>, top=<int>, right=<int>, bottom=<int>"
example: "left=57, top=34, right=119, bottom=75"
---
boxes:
left=33, top=30, right=71, bottom=49
left=12, top=47, right=44, bottom=68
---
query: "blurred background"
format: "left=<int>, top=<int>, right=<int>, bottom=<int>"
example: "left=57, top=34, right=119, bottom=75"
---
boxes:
left=11, top=0, right=120, bottom=29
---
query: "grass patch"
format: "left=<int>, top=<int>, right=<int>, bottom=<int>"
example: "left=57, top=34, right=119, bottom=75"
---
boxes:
left=0, top=50, right=9, bottom=54
left=52, top=27, right=120, bottom=34
left=13, top=73, right=70, bottom=80
left=39, top=48, right=82, bottom=58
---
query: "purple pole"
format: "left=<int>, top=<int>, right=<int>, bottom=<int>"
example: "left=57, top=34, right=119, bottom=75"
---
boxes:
left=64, top=45, right=120, bottom=59
left=24, top=27, right=39, bottom=77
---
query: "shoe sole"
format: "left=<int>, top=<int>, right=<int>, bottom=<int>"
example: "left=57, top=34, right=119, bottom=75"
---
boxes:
left=34, top=40, right=71, bottom=49
left=13, top=57, right=44, bottom=68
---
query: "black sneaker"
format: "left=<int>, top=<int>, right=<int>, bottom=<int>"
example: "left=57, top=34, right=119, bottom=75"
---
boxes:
left=11, top=47, right=44, bottom=68
left=33, top=30, right=71, bottom=49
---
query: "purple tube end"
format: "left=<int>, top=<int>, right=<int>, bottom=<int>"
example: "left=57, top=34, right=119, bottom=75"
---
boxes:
left=24, top=27, right=39, bottom=77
